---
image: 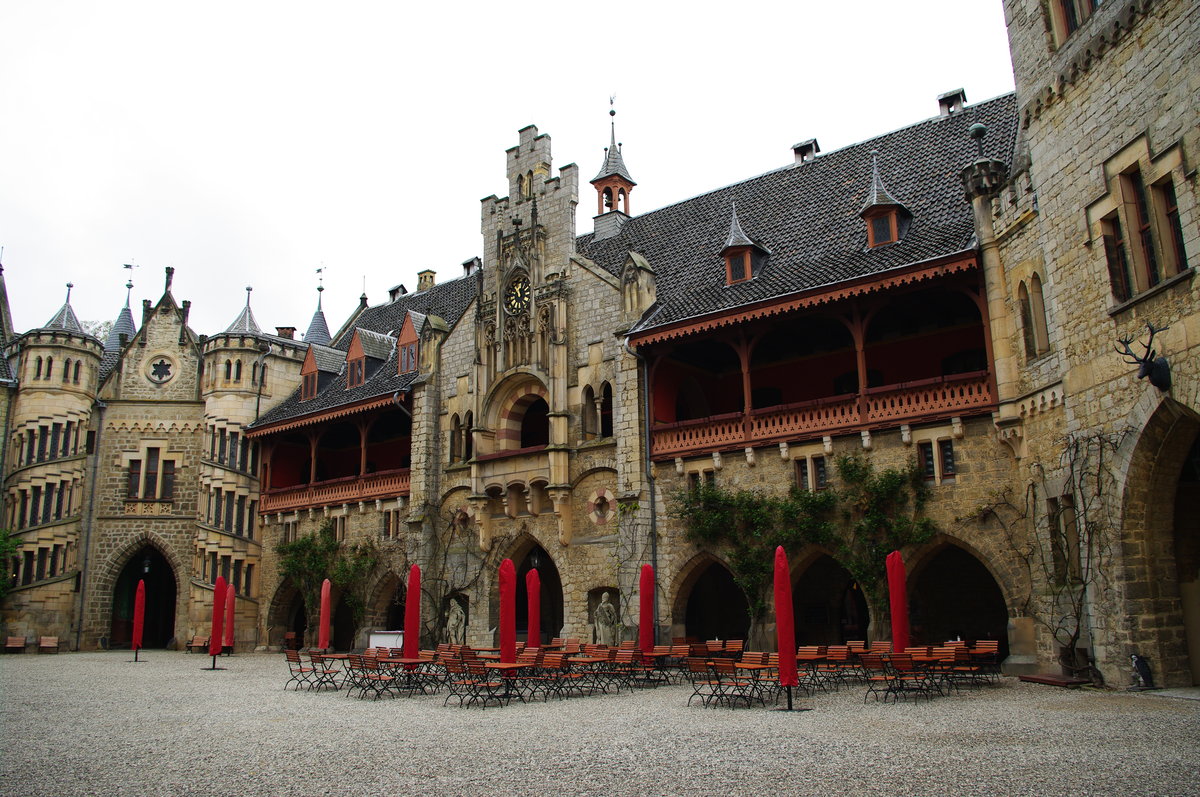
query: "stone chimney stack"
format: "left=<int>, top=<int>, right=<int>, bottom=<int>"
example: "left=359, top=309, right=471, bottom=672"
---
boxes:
left=417, top=270, right=436, bottom=291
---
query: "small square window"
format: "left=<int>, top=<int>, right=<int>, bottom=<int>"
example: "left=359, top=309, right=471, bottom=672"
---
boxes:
left=938, top=440, right=957, bottom=480
left=812, top=456, right=828, bottom=490
left=795, top=458, right=810, bottom=491
left=917, top=442, right=936, bottom=482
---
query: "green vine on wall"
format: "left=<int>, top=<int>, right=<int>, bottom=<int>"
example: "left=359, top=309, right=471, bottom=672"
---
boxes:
left=669, top=454, right=935, bottom=622
left=276, top=520, right=380, bottom=646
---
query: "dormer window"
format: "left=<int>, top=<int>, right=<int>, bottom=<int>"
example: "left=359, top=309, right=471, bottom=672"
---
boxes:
left=867, top=211, right=898, bottom=247
left=725, top=249, right=752, bottom=284
left=302, top=373, right=317, bottom=400
left=399, top=342, right=419, bottom=374
left=347, top=358, right=365, bottom=388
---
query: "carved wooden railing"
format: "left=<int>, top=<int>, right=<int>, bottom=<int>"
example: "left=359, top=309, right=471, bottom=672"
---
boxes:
left=260, top=468, right=411, bottom=513
left=650, top=372, right=994, bottom=459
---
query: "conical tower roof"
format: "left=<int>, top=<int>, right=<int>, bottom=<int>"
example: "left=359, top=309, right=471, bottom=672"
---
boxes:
left=225, top=286, right=261, bottom=334
left=304, top=286, right=332, bottom=346
left=722, top=202, right=757, bottom=250
left=0, top=264, right=13, bottom=345
left=591, top=112, right=636, bottom=185
left=859, top=150, right=907, bottom=215
left=44, top=283, right=85, bottom=334
left=100, top=281, right=139, bottom=382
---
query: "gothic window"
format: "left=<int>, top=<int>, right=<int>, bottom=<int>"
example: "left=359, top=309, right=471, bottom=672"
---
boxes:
left=34, top=357, right=42, bottom=380
left=449, top=414, right=462, bottom=463
left=581, top=385, right=596, bottom=440
left=599, top=382, right=614, bottom=438
left=224, top=360, right=233, bottom=380
left=1018, top=274, right=1051, bottom=359
left=45, top=357, right=53, bottom=380
left=1050, top=0, right=1099, bottom=43
left=463, top=411, right=474, bottom=461
left=234, top=359, right=242, bottom=381
left=127, top=447, right=176, bottom=501
left=62, top=358, right=72, bottom=383
left=73, top=360, right=81, bottom=383
left=260, top=365, right=268, bottom=389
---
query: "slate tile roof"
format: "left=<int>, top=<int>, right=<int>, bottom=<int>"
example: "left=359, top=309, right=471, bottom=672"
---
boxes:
left=250, top=273, right=476, bottom=429
left=576, top=93, right=1018, bottom=336
left=100, top=304, right=138, bottom=382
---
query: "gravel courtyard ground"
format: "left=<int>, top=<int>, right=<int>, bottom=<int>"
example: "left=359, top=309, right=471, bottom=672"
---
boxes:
left=2, top=651, right=1197, bottom=796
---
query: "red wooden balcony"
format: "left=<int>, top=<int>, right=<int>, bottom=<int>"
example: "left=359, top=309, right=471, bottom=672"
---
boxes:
left=260, top=468, right=411, bottom=513
left=651, top=371, right=993, bottom=460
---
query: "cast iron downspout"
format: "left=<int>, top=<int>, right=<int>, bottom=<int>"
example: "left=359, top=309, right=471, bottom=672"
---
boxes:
left=624, top=342, right=658, bottom=644
left=74, top=399, right=105, bottom=651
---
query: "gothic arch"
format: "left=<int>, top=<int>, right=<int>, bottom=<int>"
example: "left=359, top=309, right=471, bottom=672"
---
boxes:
left=668, top=550, right=733, bottom=626
left=266, top=578, right=307, bottom=647
left=906, top=533, right=1022, bottom=615
left=906, top=535, right=1013, bottom=655
left=483, top=375, right=550, bottom=453
left=91, top=532, right=185, bottom=605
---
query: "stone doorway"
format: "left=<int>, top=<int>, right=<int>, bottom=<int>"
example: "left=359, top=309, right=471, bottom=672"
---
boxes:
left=792, top=554, right=868, bottom=645
left=910, top=544, right=1008, bottom=658
left=515, top=544, right=562, bottom=641
left=109, top=546, right=176, bottom=648
left=1174, top=435, right=1200, bottom=684
left=684, top=561, right=750, bottom=642
left=333, top=597, right=355, bottom=651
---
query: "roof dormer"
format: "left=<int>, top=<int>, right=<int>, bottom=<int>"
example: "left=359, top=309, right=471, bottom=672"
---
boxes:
left=346, top=327, right=395, bottom=389
left=859, top=150, right=910, bottom=248
left=720, top=203, right=768, bottom=285
left=300, top=343, right=346, bottom=401
left=397, top=311, right=424, bottom=375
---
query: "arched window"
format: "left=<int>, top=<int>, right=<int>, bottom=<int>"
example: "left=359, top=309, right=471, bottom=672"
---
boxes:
left=62, top=359, right=72, bottom=383
left=224, top=360, right=232, bottom=380
left=600, top=382, right=614, bottom=438
left=1018, top=281, right=1036, bottom=359
left=45, top=357, right=54, bottom=380
left=463, top=411, right=473, bottom=461
left=1029, top=274, right=1051, bottom=357
left=259, top=365, right=268, bottom=389
left=449, top=414, right=462, bottom=463
left=34, top=357, right=43, bottom=379
left=581, top=385, right=596, bottom=440
left=520, top=398, right=550, bottom=449
left=251, top=362, right=258, bottom=385
left=234, top=360, right=242, bottom=381
left=73, top=361, right=81, bottom=384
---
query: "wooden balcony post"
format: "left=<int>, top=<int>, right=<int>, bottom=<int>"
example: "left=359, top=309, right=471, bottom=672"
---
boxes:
left=307, top=433, right=318, bottom=484
left=849, top=307, right=869, bottom=422
left=737, top=334, right=753, bottom=445
left=358, top=420, right=369, bottom=476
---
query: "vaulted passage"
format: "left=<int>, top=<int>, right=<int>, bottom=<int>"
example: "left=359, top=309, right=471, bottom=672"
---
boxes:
left=684, top=562, right=750, bottom=642
left=109, top=546, right=176, bottom=648
left=515, top=545, right=563, bottom=641
left=1173, top=435, right=1200, bottom=684
left=792, top=554, right=868, bottom=645
left=910, top=545, right=1008, bottom=658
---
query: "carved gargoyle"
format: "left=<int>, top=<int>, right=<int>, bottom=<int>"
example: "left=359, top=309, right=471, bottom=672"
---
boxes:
left=1115, top=322, right=1171, bottom=391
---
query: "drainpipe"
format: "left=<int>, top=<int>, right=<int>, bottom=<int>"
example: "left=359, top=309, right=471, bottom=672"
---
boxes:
left=623, top=341, right=658, bottom=644
left=74, top=399, right=105, bottom=652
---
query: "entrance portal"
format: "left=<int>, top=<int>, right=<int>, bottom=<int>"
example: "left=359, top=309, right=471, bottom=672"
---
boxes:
left=911, top=545, right=1008, bottom=657
left=515, top=545, right=563, bottom=641
left=1174, top=436, right=1200, bottom=684
left=793, top=554, right=868, bottom=645
left=684, top=562, right=750, bottom=641
left=110, top=546, right=176, bottom=648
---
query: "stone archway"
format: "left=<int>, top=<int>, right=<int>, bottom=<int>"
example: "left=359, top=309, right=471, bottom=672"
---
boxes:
left=674, top=554, right=750, bottom=642
left=791, top=553, right=868, bottom=646
left=1119, top=398, right=1200, bottom=686
left=89, top=532, right=186, bottom=650
left=514, top=543, right=563, bottom=642
left=109, top=545, right=177, bottom=648
left=909, top=542, right=1009, bottom=658
left=266, top=580, right=307, bottom=648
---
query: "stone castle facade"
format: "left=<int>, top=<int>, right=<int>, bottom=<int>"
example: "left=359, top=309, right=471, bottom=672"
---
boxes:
left=3, top=0, right=1197, bottom=686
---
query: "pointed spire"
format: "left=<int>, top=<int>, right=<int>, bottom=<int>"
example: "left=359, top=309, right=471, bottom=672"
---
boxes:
left=44, top=282, right=85, bottom=334
left=860, top=149, right=906, bottom=215
left=723, top=202, right=756, bottom=250
left=225, top=286, right=261, bottom=334
left=0, top=263, right=13, bottom=345
left=304, top=285, right=332, bottom=346
left=101, top=280, right=139, bottom=381
left=592, top=101, right=636, bottom=185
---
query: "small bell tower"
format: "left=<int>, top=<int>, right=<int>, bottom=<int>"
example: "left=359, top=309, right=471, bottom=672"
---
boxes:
left=590, top=101, right=636, bottom=238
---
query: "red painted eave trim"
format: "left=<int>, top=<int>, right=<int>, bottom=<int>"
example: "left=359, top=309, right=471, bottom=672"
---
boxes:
left=629, top=251, right=978, bottom=347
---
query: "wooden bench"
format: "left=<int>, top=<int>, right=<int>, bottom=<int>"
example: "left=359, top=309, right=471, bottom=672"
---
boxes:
left=37, top=636, right=59, bottom=654
left=6, top=636, right=27, bottom=653
left=186, top=635, right=210, bottom=653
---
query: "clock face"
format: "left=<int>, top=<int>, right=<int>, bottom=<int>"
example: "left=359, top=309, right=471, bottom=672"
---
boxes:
left=505, top=275, right=530, bottom=314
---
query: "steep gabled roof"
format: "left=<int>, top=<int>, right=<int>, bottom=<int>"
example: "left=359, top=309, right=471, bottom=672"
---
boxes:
left=575, top=93, right=1018, bottom=339
left=249, top=273, right=476, bottom=430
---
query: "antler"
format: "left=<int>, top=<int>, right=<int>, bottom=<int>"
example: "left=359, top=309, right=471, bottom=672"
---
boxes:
left=1114, top=333, right=1143, bottom=365
left=1142, top=322, right=1168, bottom=359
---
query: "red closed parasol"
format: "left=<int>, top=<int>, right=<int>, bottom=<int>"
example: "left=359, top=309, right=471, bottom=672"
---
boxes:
left=208, top=577, right=226, bottom=658
left=526, top=568, right=541, bottom=649
left=639, top=564, right=655, bottom=655
left=132, top=579, right=145, bottom=661
left=318, top=578, right=332, bottom=651
left=224, top=584, right=236, bottom=652
left=499, top=558, right=516, bottom=663
left=886, top=551, right=910, bottom=654
left=403, top=564, right=421, bottom=659
left=774, top=547, right=798, bottom=688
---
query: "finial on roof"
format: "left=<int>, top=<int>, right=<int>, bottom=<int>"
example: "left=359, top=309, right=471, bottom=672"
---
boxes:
left=43, top=282, right=85, bottom=334
left=592, top=96, right=636, bottom=186
left=245, top=286, right=253, bottom=306
left=723, top=202, right=757, bottom=251
left=224, top=286, right=261, bottom=335
left=65, top=282, right=73, bottom=302
left=969, top=122, right=988, bottom=157
left=164, top=266, right=174, bottom=292
left=860, top=149, right=906, bottom=215
left=124, top=280, right=133, bottom=307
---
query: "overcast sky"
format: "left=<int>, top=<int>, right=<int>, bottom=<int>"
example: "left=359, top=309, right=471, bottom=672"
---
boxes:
left=1, top=1, right=1016, bottom=341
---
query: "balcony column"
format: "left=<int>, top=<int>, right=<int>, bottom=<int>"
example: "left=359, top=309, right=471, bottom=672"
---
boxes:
left=307, top=432, right=319, bottom=484
left=849, top=307, right=869, bottom=422
left=736, top=335, right=753, bottom=443
left=358, top=421, right=369, bottom=476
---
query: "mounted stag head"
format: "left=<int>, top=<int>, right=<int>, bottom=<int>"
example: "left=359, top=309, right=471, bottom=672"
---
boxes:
left=1115, top=322, right=1171, bottom=391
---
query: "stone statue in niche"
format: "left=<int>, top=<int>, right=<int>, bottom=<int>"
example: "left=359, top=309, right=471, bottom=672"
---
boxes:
left=445, top=598, right=466, bottom=645
left=594, top=591, right=618, bottom=647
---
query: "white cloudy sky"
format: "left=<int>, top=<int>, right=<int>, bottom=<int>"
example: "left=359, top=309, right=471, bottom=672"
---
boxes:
left=1, top=1, right=1016, bottom=339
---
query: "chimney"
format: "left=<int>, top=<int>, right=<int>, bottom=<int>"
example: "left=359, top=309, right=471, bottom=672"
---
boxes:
left=592, top=210, right=628, bottom=242
left=388, top=284, right=407, bottom=302
left=792, top=139, right=820, bottom=164
left=462, top=257, right=481, bottom=277
left=275, top=326, right=296, bottom=340
left=417, top=270, right=436, bottom=291
left=938, top=88, right=967, bottom=116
